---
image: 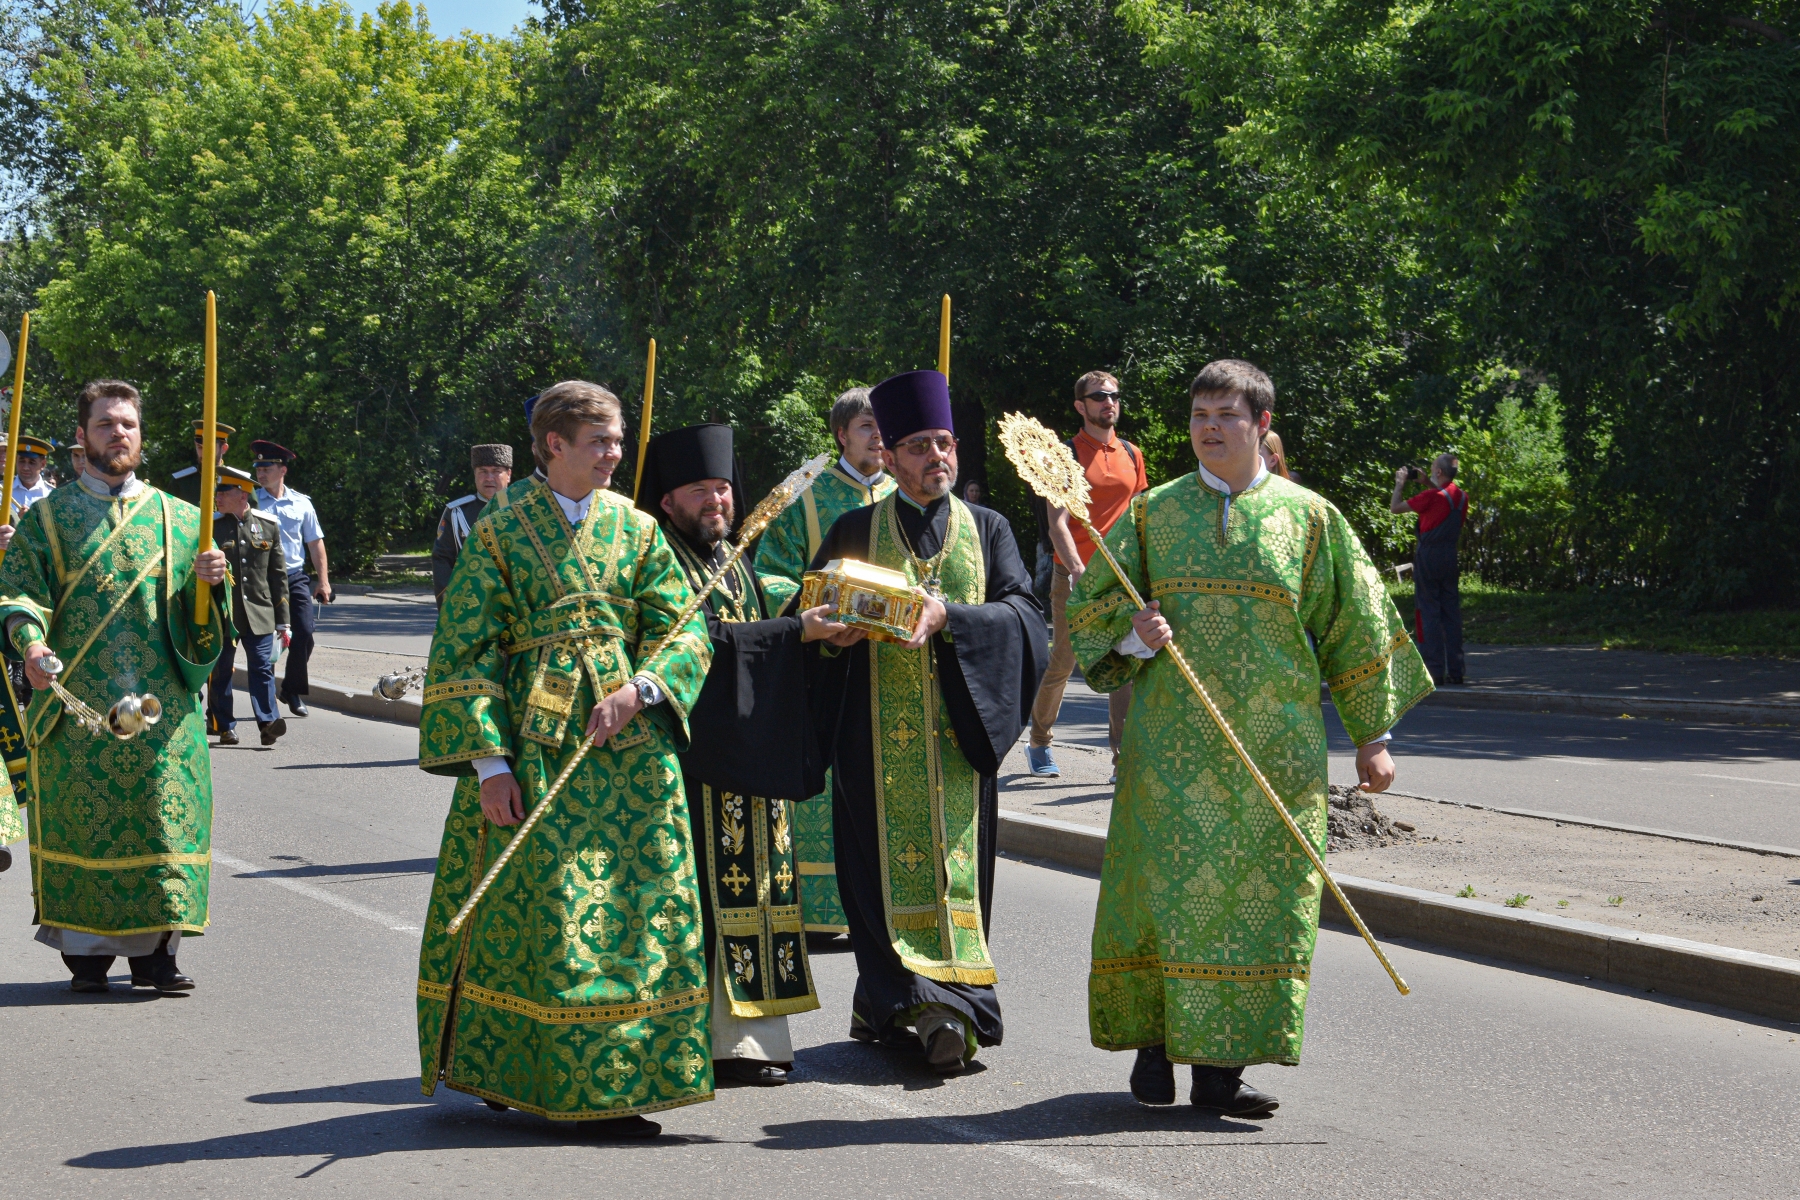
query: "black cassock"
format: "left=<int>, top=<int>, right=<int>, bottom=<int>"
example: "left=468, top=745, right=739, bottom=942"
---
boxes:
left=668, top=530, right=826, bottom=1020
left=807, top=495, right=1048, bottom=1047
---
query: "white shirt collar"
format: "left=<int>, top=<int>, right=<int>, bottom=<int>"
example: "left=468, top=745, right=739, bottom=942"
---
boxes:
left=1197, top=461, right=1268, bottom=496
left=80, top=470, right=143, bottom=499
left=549, top=487, right=594, bottom=525
left=837, top=457, right=885, bottom=488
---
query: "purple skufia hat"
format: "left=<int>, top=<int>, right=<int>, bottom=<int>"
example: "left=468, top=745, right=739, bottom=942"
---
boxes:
left=869, top=370, right=953, bottom=446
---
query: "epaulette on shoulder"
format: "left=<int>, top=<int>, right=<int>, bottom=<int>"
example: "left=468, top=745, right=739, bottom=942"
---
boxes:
left=252, top=508, right=280, bottom=524
left=171, top=465, right=198, bottom=480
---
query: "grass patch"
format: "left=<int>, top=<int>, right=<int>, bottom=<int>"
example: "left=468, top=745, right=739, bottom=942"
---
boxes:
left=1386, top=575, right=1800, bottom=658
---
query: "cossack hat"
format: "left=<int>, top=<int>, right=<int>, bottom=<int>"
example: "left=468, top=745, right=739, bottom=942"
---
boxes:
left=215, top=464, right=257, bottom=494
left=250, top=439, right=297, bottom=466
left=636, top=423, right=747, bottom=537
left=471, top=444, right=513, bottom=470
left=869, top=370, right=954, bottom=446
left=191, top=420, right=236, bottom=441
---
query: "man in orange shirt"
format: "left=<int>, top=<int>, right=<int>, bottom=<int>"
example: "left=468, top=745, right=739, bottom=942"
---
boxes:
left=1027, top=371, right=1150, bottom=781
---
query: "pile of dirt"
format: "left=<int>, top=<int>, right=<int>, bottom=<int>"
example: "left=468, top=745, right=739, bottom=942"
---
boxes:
left=1325, top=785, right=1418, bottom=852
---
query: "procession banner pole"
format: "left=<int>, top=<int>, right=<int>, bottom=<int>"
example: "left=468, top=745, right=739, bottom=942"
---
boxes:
left=444, top=451, right=831, bottom=936
left=1, top=312, right=28, bottom=560
left=997, top=413, right=1410, bottom=996
left=937, top=294, right=951, bottom=381
left=195, top=292, right=218, bottom=626
left=630, top=337, right=656, bottom=503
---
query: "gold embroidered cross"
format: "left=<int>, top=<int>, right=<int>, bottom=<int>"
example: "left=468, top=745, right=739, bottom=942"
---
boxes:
left=1271, top=845, right=1306, bottom=870
left=649, top=898, right=681, bottom=934
left=890, top=718, right=918, bottom=751
left=672, top=1046, right=706, bottom=1084
left=1213, top=934, right=1243, bottom=957
left=896, top=843, right=927, bottom=872
left=1220, top=840, right=1249, bottom=865
left=0, top=726, right=18, bottom=753
left=774, top=861, right=794, bottom=895
left=1167, top=832, right=1193, bottom=865
left=1212, top=1023, right=1247, bottom=1053
left=647, top=828, right=680, bottom=867
left=721, top=864, right=751, bottom=897
left=594, top=1049, right=634, bottom=1089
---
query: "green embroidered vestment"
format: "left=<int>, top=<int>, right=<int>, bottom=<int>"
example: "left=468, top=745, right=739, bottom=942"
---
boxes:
left=863, top=493, right=996, bottom=984
left=1069, top=473, right=1431, bottom=1066
left=0, top=482, right=225, bottom=938
left=755, top=465, right=894, bottom=933
left=415, top=479, right=715, bottom=1120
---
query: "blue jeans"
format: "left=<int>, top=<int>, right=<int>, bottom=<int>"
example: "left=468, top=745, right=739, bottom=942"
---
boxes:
left=210, top=630, right=278, bottom=729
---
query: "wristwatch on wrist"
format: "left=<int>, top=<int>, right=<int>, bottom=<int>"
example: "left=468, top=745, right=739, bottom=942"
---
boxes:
left=632, top=677, right=658, bottom=708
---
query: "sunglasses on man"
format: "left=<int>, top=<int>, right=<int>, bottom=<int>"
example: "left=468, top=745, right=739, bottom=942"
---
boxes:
left=1080, top=390, right=1121, bottom=405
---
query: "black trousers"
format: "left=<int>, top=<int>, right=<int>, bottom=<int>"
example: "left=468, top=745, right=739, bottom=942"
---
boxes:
left=280, top=569, right=316, bottom=701
left=1414, top=567, right=1464, bottom=683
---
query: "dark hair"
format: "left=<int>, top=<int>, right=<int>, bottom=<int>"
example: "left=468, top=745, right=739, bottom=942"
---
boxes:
left=530, top=380, right=622, bottom=468
left=77, top=380, right=143, bottom=430
left=1074, top=370, right=1120, bottom=402
left=829, top=387, right=873, bottom=437
left=1189, top=359, right=1274, bottom=420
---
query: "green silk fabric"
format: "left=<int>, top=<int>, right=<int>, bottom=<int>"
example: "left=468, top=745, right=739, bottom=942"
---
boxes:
left=1069, top=473, right=1431, bottom=1066
left=865, top=493, right=996, bottom=985
left=415, top=479, right=716, bottom=1120
left=754, top=464, right=894, bottom=932
left=0, top=483, right=224, bottom=937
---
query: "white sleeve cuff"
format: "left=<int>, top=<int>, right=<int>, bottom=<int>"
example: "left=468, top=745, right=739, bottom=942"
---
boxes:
left=630, top=675, right=664, bottom=706
left=1115, top=629, right=1157, bottom=659
left=473, top=755, right=512, bottom=782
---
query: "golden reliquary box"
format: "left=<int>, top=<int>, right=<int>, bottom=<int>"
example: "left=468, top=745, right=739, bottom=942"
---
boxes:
left=798, top=559, right=926, bottom=644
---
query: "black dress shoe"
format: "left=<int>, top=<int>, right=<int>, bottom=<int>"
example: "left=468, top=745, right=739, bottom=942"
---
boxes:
left=259, top=718, right=287, bottom=746
left=580, top=1115, right=661, bottom=1139
left=0, top=845, right=11, bottom=872
left=62, top=953, right=115, bottom=993
left=287, top=696, right=309, bottom=717
left=216, top=727, right=240, bottom=746
left=484, top=1099, right=509, bottom=1112
left=714, top=1059, right=789, bottom=1086
left=1191, top=1065, right=1278, bottom=1116
left=1130, top=1045, right=1176, bottom=1106
left=128, top=945, right=195, bottom=994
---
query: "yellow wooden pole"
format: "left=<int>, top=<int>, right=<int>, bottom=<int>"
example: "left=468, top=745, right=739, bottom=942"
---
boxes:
left=1, top=312, right=27, bottom=552
left=937, top=294, right=951, bottom=382
left=196, top=292, right=218, bottom=625
left=630, top=337, right=657, bottom=503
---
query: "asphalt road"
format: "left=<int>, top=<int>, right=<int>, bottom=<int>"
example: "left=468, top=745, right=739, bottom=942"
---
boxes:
left=1, top=707, right=1795, bottom=1198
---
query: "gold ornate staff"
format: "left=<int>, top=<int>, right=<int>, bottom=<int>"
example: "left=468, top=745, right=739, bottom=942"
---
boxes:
left=195, top=291, right=219, bottom=625
left=997, top=413, right=1410, bottom=996
left=630, top=337, right=656, bottom=503
left=937, top=294, right=951, bottom=381
left=1, top=311, right=28, bottom=556
left=444, top=451, right=831, bottom=936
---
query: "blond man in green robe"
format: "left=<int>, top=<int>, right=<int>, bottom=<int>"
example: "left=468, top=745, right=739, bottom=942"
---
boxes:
left=754, top=386, right=894, bottom=935
left=0, top=379, right=227, bottom=994
left=1070, top=359, right=1431, bottom=1116
left=415, top=380, right=713, bottom=1139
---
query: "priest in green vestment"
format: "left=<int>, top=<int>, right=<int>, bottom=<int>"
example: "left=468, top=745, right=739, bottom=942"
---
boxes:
left=755, top=386, right=895, bottom=935
left=414, top=380, right=714, bottom=1139
left=807, top=370, right=1047, bottom=1074
left=641, top=423, right=846, bottom=1087
left=1069, top=359, right=1432, bottom=1116
left=0, top=379, right=228, bottom=994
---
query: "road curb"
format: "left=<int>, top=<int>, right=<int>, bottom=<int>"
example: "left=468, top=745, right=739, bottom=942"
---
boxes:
left=230, top=667, right=420, bottom=727
left=1416, top=686, right=1800, bottom=726
left=994, top=808, right=1800, bottom=1024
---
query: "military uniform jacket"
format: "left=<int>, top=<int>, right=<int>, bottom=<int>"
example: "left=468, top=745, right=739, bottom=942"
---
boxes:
left=216, top=509, right=291, bottom=636
left=432, top=493, right=485, bottom=602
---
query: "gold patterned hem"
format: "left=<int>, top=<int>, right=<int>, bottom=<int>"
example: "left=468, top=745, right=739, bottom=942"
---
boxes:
left=1164, top=1052, right=1301, bottom=1068
left=442, top=1078, right=715, bottom=1121
left=1090, top=956, right=1310, bottom=983
left=31, top=847, right=211, bottom=870
left=727, top=991, right=823, bottom=1019
left=1324, top=629, right=1415, bottom=691
left=453, top=980, right=709, bottom=1025
left=41, top=919, right=208, bottom=936
left=802, top=923, right=849, bottom=934
left=795, top=861, right=836, bottom=876
left=418, top=746, right=508, bottom=771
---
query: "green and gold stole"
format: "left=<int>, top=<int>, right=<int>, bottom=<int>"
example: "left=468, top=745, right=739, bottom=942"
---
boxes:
left=866, top=492, right=995, bottom=985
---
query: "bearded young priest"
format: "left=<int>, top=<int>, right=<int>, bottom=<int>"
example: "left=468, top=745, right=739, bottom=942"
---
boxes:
left=1068, top=359, right=1432, bottom=1116
left=637, top=423, right=846, bottom=1087
left=806, top=370, right=1048, bottom=1074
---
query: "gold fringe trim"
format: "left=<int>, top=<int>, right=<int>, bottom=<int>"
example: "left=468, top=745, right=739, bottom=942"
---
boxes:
left=802, top=923, right=849, bottom=934
left=458, top=980, right=708, bottom=1025
left=795, top=862, right=837, bottom=876
left=32, top=847, right=210, bottom=871
left=903, top=959, right=999, bottom=986
left=727, top=992, right=823, bottom=1019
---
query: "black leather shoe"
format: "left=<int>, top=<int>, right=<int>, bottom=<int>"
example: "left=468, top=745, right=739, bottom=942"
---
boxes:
left=714, top=1058, right=789, bottom=1086
left=259, top=719, right=287, bottom=746
left=580, top=1115, right=661, bottom=1139
left=1130, top=1045, right=1176, bottom=1105
left=216, top=727, right=240, bottom=746
left=1191, top=1065, right=1278, bottom=1116
left=287, top=696, right=309, bottom=717
left=62, top=953, right=114, bottom=993
left=128, top=945, right=195, bottom=994
left=0, top=845, right=11, bottom=872
left=483, top=1099, right=509, bottom=1112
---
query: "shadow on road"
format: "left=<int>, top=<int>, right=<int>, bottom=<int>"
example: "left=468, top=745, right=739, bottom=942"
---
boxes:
left=1328, top=703, right=1800, bottom=765
left=0, top=980, right=164, bottom=1007
left=272, top=759, right=420, bottom=771
left=226, top=858, right=438, bottom=879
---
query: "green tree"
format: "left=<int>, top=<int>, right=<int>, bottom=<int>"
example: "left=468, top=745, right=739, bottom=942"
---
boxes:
left=31, top=0, right=559, bottom=566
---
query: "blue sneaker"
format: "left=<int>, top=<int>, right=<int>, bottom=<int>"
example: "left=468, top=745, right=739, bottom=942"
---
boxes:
left=1026, top=745, right=1060, bottom=778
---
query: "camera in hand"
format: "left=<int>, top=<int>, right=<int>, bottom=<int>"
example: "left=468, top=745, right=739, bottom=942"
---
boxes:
left=1403, top=465, right=1427, bottom=484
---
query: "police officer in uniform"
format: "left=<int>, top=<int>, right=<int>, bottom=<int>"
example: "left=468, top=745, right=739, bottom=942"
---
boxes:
left=209, top=466, right=291, bottom=745
left=6, top=435, right=55, bottom=514
left=431, top=443, right=513, bottom=605
left=170, top=420, right=234, bottom=505
left=251, top=439, right=331, bottom=717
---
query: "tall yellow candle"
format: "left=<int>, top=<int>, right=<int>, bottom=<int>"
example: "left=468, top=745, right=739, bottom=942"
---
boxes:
left=195, top=292, right=218, bottom=625
left=631, top=337, right=657, bottom=503
left=938, top=294, right=951, bottom=382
